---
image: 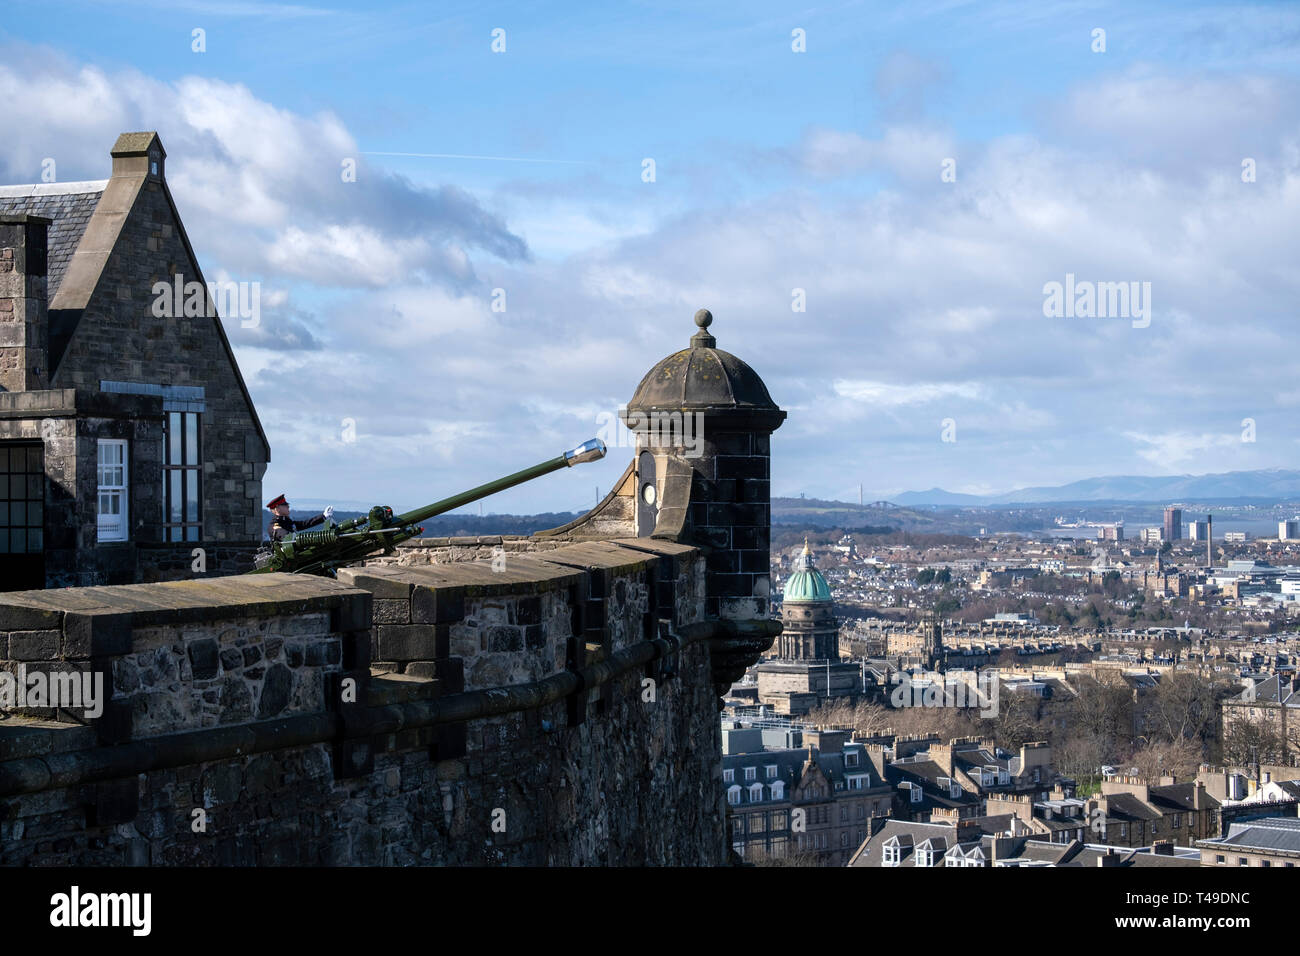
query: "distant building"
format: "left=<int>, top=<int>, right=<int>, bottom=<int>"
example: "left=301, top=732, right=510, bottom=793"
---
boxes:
left=1280, top=519, right=1300, bottom=542
left=723, top=729, right=893, bottom=865
left=1163, top=507, right=1183, bottom=542
left=1098, top=523, right=1124, bottom=542
left=1223, top=531, right=1248, bottom=544
left=1197, top=816, right=1300, bottom=868
left=1221, top=675, right=1300, bottom=764
left=776, top=541, right=838, bottom=659
left=1189, top=519, right=1209, bottom=541
left=1140, top=527, right=1163, bottom=545
left=1083, top=776, right=1220, bottom=849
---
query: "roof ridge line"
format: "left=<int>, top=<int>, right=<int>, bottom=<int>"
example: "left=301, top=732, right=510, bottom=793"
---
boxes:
left=0, top=180, right=109, bottom=198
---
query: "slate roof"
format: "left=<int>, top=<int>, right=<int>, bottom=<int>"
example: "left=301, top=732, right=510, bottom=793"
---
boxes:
left=0, top=181, right=106, bottom=297
left=1147, top=782, right=1219, bottom=813
left=1205, top=817, right=1300, bottom=854
left=851, top=822, right=1203, bottom=867
left=1100, top=791, right=1163, bottom=823
left=721, top=744, right=886, bottom=807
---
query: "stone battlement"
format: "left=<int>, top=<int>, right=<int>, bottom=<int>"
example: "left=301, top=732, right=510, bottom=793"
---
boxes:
left=0, top=538, right=777, bottom=865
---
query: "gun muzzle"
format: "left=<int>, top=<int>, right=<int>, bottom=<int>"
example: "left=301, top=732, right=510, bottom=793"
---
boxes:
left=563, top=438, right=607, bottom=467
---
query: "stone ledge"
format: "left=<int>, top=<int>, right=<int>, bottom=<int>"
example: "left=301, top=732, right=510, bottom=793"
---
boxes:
left=0, top=573, right=370, bottom=630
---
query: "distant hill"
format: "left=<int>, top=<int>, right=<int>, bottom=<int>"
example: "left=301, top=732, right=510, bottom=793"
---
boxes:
left=772, top=496, right=943, bottom=530
left=893, top=468, right=1300, bottom=506
left=892, top=487, right=990, bottom=506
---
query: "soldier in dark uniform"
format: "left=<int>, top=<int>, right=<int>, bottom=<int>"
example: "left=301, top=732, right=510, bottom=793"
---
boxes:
left=266, top=493, right=333, bottom=542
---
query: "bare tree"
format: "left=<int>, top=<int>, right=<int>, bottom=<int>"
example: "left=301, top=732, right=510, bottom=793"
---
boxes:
left=1125, top=737, right=1201, bottom=783
left=1146, top=670, right=1229, bottom=745
left=1220, top=717, right=1290, bottom=769
left=1055, top=734, right=1106, bottom=793
left=1059, top=676, right=1134, bottom=755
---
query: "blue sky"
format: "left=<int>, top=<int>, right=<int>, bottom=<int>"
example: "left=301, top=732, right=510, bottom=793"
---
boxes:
left=3, top=1, right=1300, bottom=513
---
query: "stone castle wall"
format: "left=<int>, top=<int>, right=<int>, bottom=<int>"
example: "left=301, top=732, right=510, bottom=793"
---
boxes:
left=0, top=538, right=731, bottom=865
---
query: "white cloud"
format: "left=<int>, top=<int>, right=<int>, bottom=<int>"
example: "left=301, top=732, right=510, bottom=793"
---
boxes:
left=1123, top=431, right=1243, bottom=469
left=832, top=380, right=984, bottom=406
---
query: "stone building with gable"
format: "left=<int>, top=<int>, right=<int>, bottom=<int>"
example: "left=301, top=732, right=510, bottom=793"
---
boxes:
left=0, top=131, right=270, bottom=589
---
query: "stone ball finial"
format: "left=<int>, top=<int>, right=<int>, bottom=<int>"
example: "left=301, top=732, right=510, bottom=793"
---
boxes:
left=694, top=308, right=713, bottom=329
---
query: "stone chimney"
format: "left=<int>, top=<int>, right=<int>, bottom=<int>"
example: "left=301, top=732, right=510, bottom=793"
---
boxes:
left=0, top=214, right=51, bottom=392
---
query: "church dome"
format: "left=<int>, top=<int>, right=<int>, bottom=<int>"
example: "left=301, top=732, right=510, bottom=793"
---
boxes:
left=626, top=309, right=782, bottom=415
left=783, top=541, right=832, bottom=604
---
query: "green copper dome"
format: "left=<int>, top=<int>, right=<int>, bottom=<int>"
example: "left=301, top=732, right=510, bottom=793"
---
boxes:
left=783, top=541, right=832, bottom=603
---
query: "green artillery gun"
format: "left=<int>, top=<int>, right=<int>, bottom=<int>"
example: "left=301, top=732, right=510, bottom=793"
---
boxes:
left=250, top=439, right=607, bottom=576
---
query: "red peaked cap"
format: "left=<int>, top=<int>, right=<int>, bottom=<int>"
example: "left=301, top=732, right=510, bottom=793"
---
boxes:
left=265, top=493, right=288, bottom=510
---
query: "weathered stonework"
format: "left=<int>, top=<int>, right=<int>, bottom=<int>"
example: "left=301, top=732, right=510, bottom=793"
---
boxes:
left=0, top=541, right=741, bottom=865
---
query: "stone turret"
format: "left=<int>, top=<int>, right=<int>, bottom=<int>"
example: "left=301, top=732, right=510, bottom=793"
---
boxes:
left=623, top=308, right=786, bottom=622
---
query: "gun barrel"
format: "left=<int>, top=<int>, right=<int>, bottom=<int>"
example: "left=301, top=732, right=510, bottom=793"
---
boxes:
left=390, top=438, right=606, bottom=527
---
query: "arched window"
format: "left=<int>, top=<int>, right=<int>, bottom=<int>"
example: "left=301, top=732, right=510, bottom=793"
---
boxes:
left=748, top=783, right=765, bottom=802
left=727, top=785, right=741, bottom=805
left=770, top=781, right=785, bottom=800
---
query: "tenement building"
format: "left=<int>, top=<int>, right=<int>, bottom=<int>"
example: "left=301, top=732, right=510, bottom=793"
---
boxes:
left=723, top=728, right=894, bottom=865
left=0, top=132, right=270, bottom=589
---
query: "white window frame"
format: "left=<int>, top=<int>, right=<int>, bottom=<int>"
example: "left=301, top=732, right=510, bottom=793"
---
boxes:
left=97, top=440, right=129, bottom=542
left=727, top=785, right=741, bottom=805
left=770, top=781, right=785, bottom=800
left=723, top=768, right=734, bottom=784
left=748, top=782, right=764, bottom=802
left=765, top=764, right=778, bottom=779
left=744, top=766, right=756, bottom=781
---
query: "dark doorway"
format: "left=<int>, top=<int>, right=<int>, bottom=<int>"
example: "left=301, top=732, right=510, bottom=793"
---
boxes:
left=0, top=442, right=45, bottom=591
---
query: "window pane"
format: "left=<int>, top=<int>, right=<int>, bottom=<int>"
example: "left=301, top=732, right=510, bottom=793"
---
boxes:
left=27, top=475, right=40, bottom=498
left=185, top=524, right=199, bottom=542
left=27, top=446, right=42, bottom=471
left=169, top=471, right=183, bottom=523
left=11, top=529, right=24, bottom=552
left=185, top=414, right=199, bottom=465
left=27, top=528, right=40, bottom=551
left=0, top=503, right=7, bottom=525
left=169, top=413, right=182, bottom=466
left=0, top=476, right=7, bottom=498
left=0, top=529, right=7, bottom=552
left=0, top=447, right=8, bottom=470
left=185, top=472, right=199, bottom=522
